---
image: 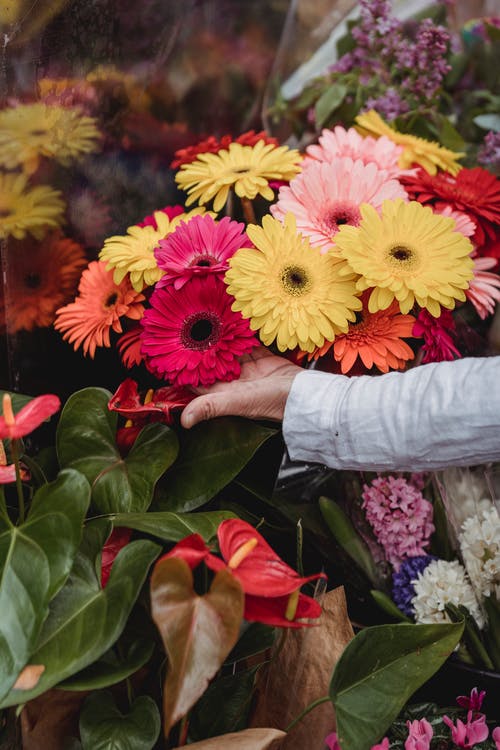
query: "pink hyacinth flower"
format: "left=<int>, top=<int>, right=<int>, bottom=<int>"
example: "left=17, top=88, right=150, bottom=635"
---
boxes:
left=405, top=719, right=433, bottom=750
left=443, top=710, right=489, bottom=748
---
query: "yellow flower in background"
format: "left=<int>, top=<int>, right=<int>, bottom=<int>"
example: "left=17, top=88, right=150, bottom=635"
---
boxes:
left=225, top=213, right=362, bottom=353
left=355, top=110, right=463, bottom=176
left=86, top=65, right=151, bottom=111
left=99, top=208, right=208, bottom=292
left=175, top=141, right=302, bottom=212
left=0, top=103, right=100, bottom=173
left=335, top=199, right=474, bottom=317
left=0, top=172, right=65, bottom=240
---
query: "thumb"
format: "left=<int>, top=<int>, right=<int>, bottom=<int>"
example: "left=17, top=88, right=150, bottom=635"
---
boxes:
left=181, top=392, right=232, bottom=429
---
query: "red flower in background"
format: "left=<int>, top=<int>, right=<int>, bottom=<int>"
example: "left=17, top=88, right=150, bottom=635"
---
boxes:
left=0, top=393, right=60, bottom=439
left=159, top=520, right=325, bottom=628
left=413, top=310, right=460, bottom=364
left=170, top=130, right=279, bottom=168
left=108, top=378, right=193, bottom=425
left=101, top=527, right=133, bottom=587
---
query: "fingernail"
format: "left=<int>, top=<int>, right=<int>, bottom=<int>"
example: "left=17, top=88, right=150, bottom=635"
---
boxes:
left=183, top=413, right=193, bottom=429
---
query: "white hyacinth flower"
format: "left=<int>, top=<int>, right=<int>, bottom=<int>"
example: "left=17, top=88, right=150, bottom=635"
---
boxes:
left=411, top=559, right=484, bottom=627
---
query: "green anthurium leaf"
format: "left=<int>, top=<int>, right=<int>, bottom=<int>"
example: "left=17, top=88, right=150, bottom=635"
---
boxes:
left=0, top=391, right=35, bottom=414
left=80, top=691, right=160, bottom=750
left=57, top=387, right=179, bottom=514
left=225, top=622, right=276, bottom=665
left=111, top=510, right=237, bottom=542
left=370, top=590, right=411, bottom=623
left=330, top=620, right=465, bottom=750
left=60, top=638, right=154, bottom=691
left=151, top=557, right=244, bottom=734
left=155, top=418, right=277, bottom=512
left=483, top=595, right=500, bottom=670
left=0, top=537, right=160, bottom=707
left=314, top=84, right=347, bottom=128
left=319, top=497, right=379, bottom=586
left=188, top=667, right=259, bottom=741
left=0, top=469, right=90, bottom=703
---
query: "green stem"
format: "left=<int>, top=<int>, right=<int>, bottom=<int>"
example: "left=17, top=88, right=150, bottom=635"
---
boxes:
left=285, top=695, right=331, bottom=733
left=11, top=439, right=25, bottom=524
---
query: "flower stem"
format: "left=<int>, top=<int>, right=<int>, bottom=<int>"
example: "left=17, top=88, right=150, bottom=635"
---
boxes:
left=285, top=695, right=331, bottom=733
left=241, top=197, right=256, bottom=224
left=10, top=439, right=25, bottom=524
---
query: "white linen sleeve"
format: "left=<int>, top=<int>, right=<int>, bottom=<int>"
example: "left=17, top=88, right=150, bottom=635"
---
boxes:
left=282, top=356, right=500, bottom=472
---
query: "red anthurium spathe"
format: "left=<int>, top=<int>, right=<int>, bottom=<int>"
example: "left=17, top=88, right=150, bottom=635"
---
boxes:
left=108, top=378, right=193, bottom=425
left=101, top=527, right=133, bottom=587
left=207, top=519, right=326, bottom=597
left=163, top=533, right=211, bottom=570
left=244, top=590, right=322, bottom=629
left=0, top=393, right=60, bottom=439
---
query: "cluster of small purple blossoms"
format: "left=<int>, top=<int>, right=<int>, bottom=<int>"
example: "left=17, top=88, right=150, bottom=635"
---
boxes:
left=399, top=19, right=451, bottom=102
left=392, top=554, right=436, bottom=616
left=478, top=131, right=500, bottom=176
left=365, top=88, right=409, bottom=120
left=361, top=476, right=435, bottom=569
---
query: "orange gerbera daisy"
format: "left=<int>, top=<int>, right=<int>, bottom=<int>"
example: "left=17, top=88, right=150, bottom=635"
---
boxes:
left=0, top=232, right=87, bottom=333
left=54, top=260, right=145, bottom=357
left=303, top=296, right=416, bottom=374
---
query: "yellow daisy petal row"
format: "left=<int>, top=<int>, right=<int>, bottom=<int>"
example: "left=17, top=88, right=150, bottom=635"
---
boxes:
left=0, top=172, right=66, bottom=240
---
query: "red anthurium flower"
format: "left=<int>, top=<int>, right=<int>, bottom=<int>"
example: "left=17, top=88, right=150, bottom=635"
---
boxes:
left=206, top=519, right=326, bottom=597
left=0, top=441, right=30, bottom=484
left=101, top=527, right=133, bottom=587
left=108, top=378, right=193, bottom=425
left=163, top=533, right=212, bottom=570
left=0, top=393, right=60, bottom=440
left=244, top=590, right=322, bottom=629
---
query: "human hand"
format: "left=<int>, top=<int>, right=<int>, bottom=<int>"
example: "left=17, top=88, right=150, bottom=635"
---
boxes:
left=180, top=347, right=302, bottom=428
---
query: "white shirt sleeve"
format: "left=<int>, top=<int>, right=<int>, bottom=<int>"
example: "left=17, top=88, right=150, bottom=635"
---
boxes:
left=282, top=357, right=500, bottom=472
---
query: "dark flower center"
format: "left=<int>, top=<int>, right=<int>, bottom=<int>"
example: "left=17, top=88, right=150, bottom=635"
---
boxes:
left=190, top=254, right=217, bottom=268
left=323, top=201, right=361, bottom=235
left=181, top=311, right=222, bottom=351
left=0, top=208, right=12, bottom=218
left=30, top=129, right=47, bottom=136
left=105, top=292, right=119, bottom=307
left=24, top=273, right=41, bottom=289
left=390, top=245, right=413, bottom=262
left=280, top=265, right=311, bottom=296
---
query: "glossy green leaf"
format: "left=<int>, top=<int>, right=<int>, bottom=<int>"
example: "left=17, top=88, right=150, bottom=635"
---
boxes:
left=330, top=620, right=464, bottom=750
left=155, top=418, right=276, bottom=512
left=188, top=667, right=259, bottom=741
left=111, top=509, right=237, bottom=542
left=319, top=497, right=379, bottom=586
left=0, top=391, right=34, bottom=415
left=314, top=84, right=347, bottom=127
left=80, top=691, right=160, bottom=750
left=1, top=536, right=160, bottom=707
left=225, top=622, right=276, bottom=665
left=483, top=595, right=500, bottom=670
left=370, top=590, right=411, bottom=623
left=0, top=469, right=90, bottom=703
left=60, top=639, right=154, bottom=691
left=151, top=557, right=244, bottom=734
left=57, top=387, right=179, bottom=513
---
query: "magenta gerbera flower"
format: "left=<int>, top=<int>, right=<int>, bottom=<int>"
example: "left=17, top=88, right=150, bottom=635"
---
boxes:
left=270, top=157, right=408, bottom=252
left=140, top=275, right=258, bottom=386
left=154, top=214, right=250, bottom=290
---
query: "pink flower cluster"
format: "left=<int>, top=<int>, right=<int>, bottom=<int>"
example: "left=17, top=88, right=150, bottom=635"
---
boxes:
left=361, top=476, right=434, bottom=569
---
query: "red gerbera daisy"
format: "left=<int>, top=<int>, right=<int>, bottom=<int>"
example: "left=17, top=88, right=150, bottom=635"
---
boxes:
left=413, top=309, right=460, bottom=364
left=117, top=325, right=144, bottom=368
left=137, top=204, right=185, bottom=229
left=155, top=214, right=250, bottom=290
left=55, top=261, right=145, bottom=357
left=170, top=130, right=279, bottom=169
left=140, top=275, right=258, bottom=387
left=401, top=166, right=500, bottom=246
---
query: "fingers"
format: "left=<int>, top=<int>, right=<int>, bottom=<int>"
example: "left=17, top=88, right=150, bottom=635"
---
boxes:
left=181, top=392, right=236, bottom=428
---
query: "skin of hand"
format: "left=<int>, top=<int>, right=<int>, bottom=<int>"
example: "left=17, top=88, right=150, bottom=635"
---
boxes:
left=180, top=347, right=302, bottom=428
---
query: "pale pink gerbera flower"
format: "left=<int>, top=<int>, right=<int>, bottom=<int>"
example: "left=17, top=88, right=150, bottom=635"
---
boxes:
left=270, top=157, right=408, bottom=252
left=304, top=126, right=413, bottom=179
left=140, top=275, right=258, bottom=387
left=155, top=214, right=250, bottom=290
left=435, top=205, right=476, bottom=238
left=465, top=256, right=500, bottom=319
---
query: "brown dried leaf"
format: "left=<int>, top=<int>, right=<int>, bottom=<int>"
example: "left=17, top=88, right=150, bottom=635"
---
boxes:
left=150, top=557, right=244, bottom=735
left=172, top=727, right=286, bottom=749
left=20, top=689, right=87, bottom=750
left=250, top=586, right=354, bottom=750
left=13, top=665, right=45, bottom=691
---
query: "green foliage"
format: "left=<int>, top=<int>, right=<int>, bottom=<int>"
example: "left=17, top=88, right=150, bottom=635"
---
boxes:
left=330, top=620, right=465, bottom=750
left=80, top=692, right=161, bottom=750
left=60, top=639, right=154, bottom=691
left=111, top=509, right=237, bottom=542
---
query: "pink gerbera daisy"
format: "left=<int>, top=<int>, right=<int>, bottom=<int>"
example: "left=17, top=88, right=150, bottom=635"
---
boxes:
left=140, top=275, right=258, bottom=387
left=413, top=309, right=461, bottom=364
left=155, top=214, right=250, bottom=290
left=304, top=126, right=413, bottom=179
left=465, top=256, right=500, bottom=319
left=435, top=205, right=476, bottom=238
left=271, top=157, right=408, bottom=252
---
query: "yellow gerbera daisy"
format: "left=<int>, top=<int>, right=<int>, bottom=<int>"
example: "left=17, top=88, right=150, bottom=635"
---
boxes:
left=355, top=110, right=463, bottom=176
left=0, top=172, right=65, bottom=240
left=99, top=208, right=208, bottom=292
left=86, top=65, right=151, bottom=111
left=225, top=213, right=362, bottom=353
left=335, top=199, right=474, bottom=317
left=0, top=103, right=100, bottom=173
left=175, top=141, right=302, bottom=212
